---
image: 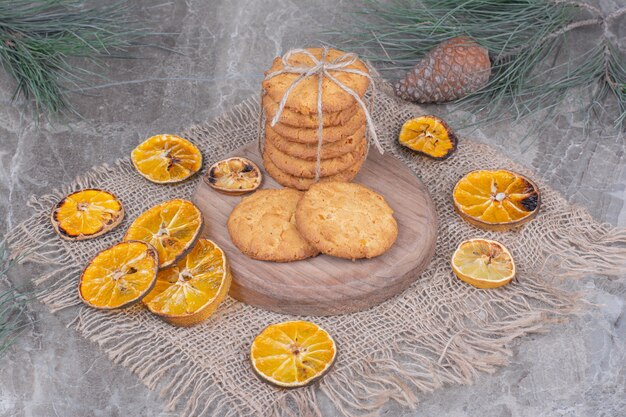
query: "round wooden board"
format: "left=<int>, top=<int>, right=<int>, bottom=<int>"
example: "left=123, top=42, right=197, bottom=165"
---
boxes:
left=192, top=143, right=438, bottom=316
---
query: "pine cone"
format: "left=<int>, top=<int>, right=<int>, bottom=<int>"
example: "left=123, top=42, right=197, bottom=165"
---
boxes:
left=395, top=37, right=491, bottom=103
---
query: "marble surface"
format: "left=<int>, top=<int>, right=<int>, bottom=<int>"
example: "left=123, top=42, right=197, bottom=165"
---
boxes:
left=0, top=0, right=624, bottom=416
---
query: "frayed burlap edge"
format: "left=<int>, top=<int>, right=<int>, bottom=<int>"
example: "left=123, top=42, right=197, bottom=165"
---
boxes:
left=6, top=91, right=626, bottom=417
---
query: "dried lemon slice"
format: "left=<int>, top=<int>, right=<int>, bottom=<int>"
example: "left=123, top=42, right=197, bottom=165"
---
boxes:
left=79, top=241, right=158, bottom=309
left=131, top=134, right=202, bottom=183
left=399, top=115, right=457, bottom=159
left=142, top=239, right=231, bottom=326
left=250, top=320, right=337, bottom=388
left=451, top=239, right=515, bottom=289
left=453, top=169, right=540, bottom=231
left=51, top=189, right=124, bottom=241
left=206, top=157, right=262, bottom=195
left=124, top=199, right=203, bottom=268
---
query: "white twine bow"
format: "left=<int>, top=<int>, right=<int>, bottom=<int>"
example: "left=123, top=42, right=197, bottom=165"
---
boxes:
left=260, top=47, right=383, bottom=182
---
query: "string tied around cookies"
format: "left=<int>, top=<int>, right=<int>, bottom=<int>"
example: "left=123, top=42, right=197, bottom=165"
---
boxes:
left=261, top=46, right=383, bottom=182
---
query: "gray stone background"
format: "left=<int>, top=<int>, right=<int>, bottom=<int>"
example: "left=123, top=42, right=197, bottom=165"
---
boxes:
left=0, top=0, right=624, bottom=416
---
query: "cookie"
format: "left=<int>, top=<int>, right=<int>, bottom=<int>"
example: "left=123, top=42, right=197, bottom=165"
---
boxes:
left=227, top=189, right=319, bottom=262
left=262, top=94, right=360, bottom=128
left=264, top=137, right=366, bottom=179
left=266, top=123, right=365, bottom=161
left=269, top=105, right=366, bottom=144
left=295, top=182, right=398, bottom=259
left=263, top=143, right=366, bottom=190
left=262, top=47, right=370, bottom=115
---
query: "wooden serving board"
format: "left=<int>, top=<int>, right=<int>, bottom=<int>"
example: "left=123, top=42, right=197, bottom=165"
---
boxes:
left=192, top=143, right=438, bottom=316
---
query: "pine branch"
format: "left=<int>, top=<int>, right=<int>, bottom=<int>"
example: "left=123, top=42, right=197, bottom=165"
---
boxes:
left=0, top=0, right=156, bottom=117
left=331, top=0, right=626, bottom=132
left=551, top=0, right=601, bottom=15
left=493, top=17, right=601, bottom=62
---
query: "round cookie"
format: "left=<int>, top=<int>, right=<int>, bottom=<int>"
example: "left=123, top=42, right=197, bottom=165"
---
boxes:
left=269, top=106, right=366, bottom=144
left=263, top=143, right=366, bottom=190
left=264, top=137, right=366, bottom=178
left=227, top=189, right=319, bottom=262
left=295, top=182, right=398, bottom=260
left=262, top=47, right=370, bottom=115
left=262, top=94, right=359, bottom=128
left=266, top=123, right=365, bottom=161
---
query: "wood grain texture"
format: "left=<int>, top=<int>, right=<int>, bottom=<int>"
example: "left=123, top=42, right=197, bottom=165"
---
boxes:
left=192, top=143, right=438, bottom=315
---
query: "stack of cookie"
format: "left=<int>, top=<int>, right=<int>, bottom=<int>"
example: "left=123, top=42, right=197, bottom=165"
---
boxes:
left=261, top=47, right=371, bottom=190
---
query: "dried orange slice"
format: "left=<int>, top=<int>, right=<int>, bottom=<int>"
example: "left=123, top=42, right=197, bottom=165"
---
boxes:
left=79, top=241, right=158, bottom=309
left=131, top=134, right=202, bottom=183
left=451, top=239, right=515, bottom=289
left=399, top=115, right=457, bottom=159
left=51, top=189, right=124, bottom=241
left=205, top=157, right=262, bottom=195
left=453, top=169, right=540, bottom=231
left=124, top=199, right=203, bottom=268
left=250, top=320, right=337, bottom=388
left=142, top=239, right=231, bottom=326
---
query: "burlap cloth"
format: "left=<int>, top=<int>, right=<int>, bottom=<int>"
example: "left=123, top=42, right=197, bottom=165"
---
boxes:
left=7, top=88, right=626, bottom=417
